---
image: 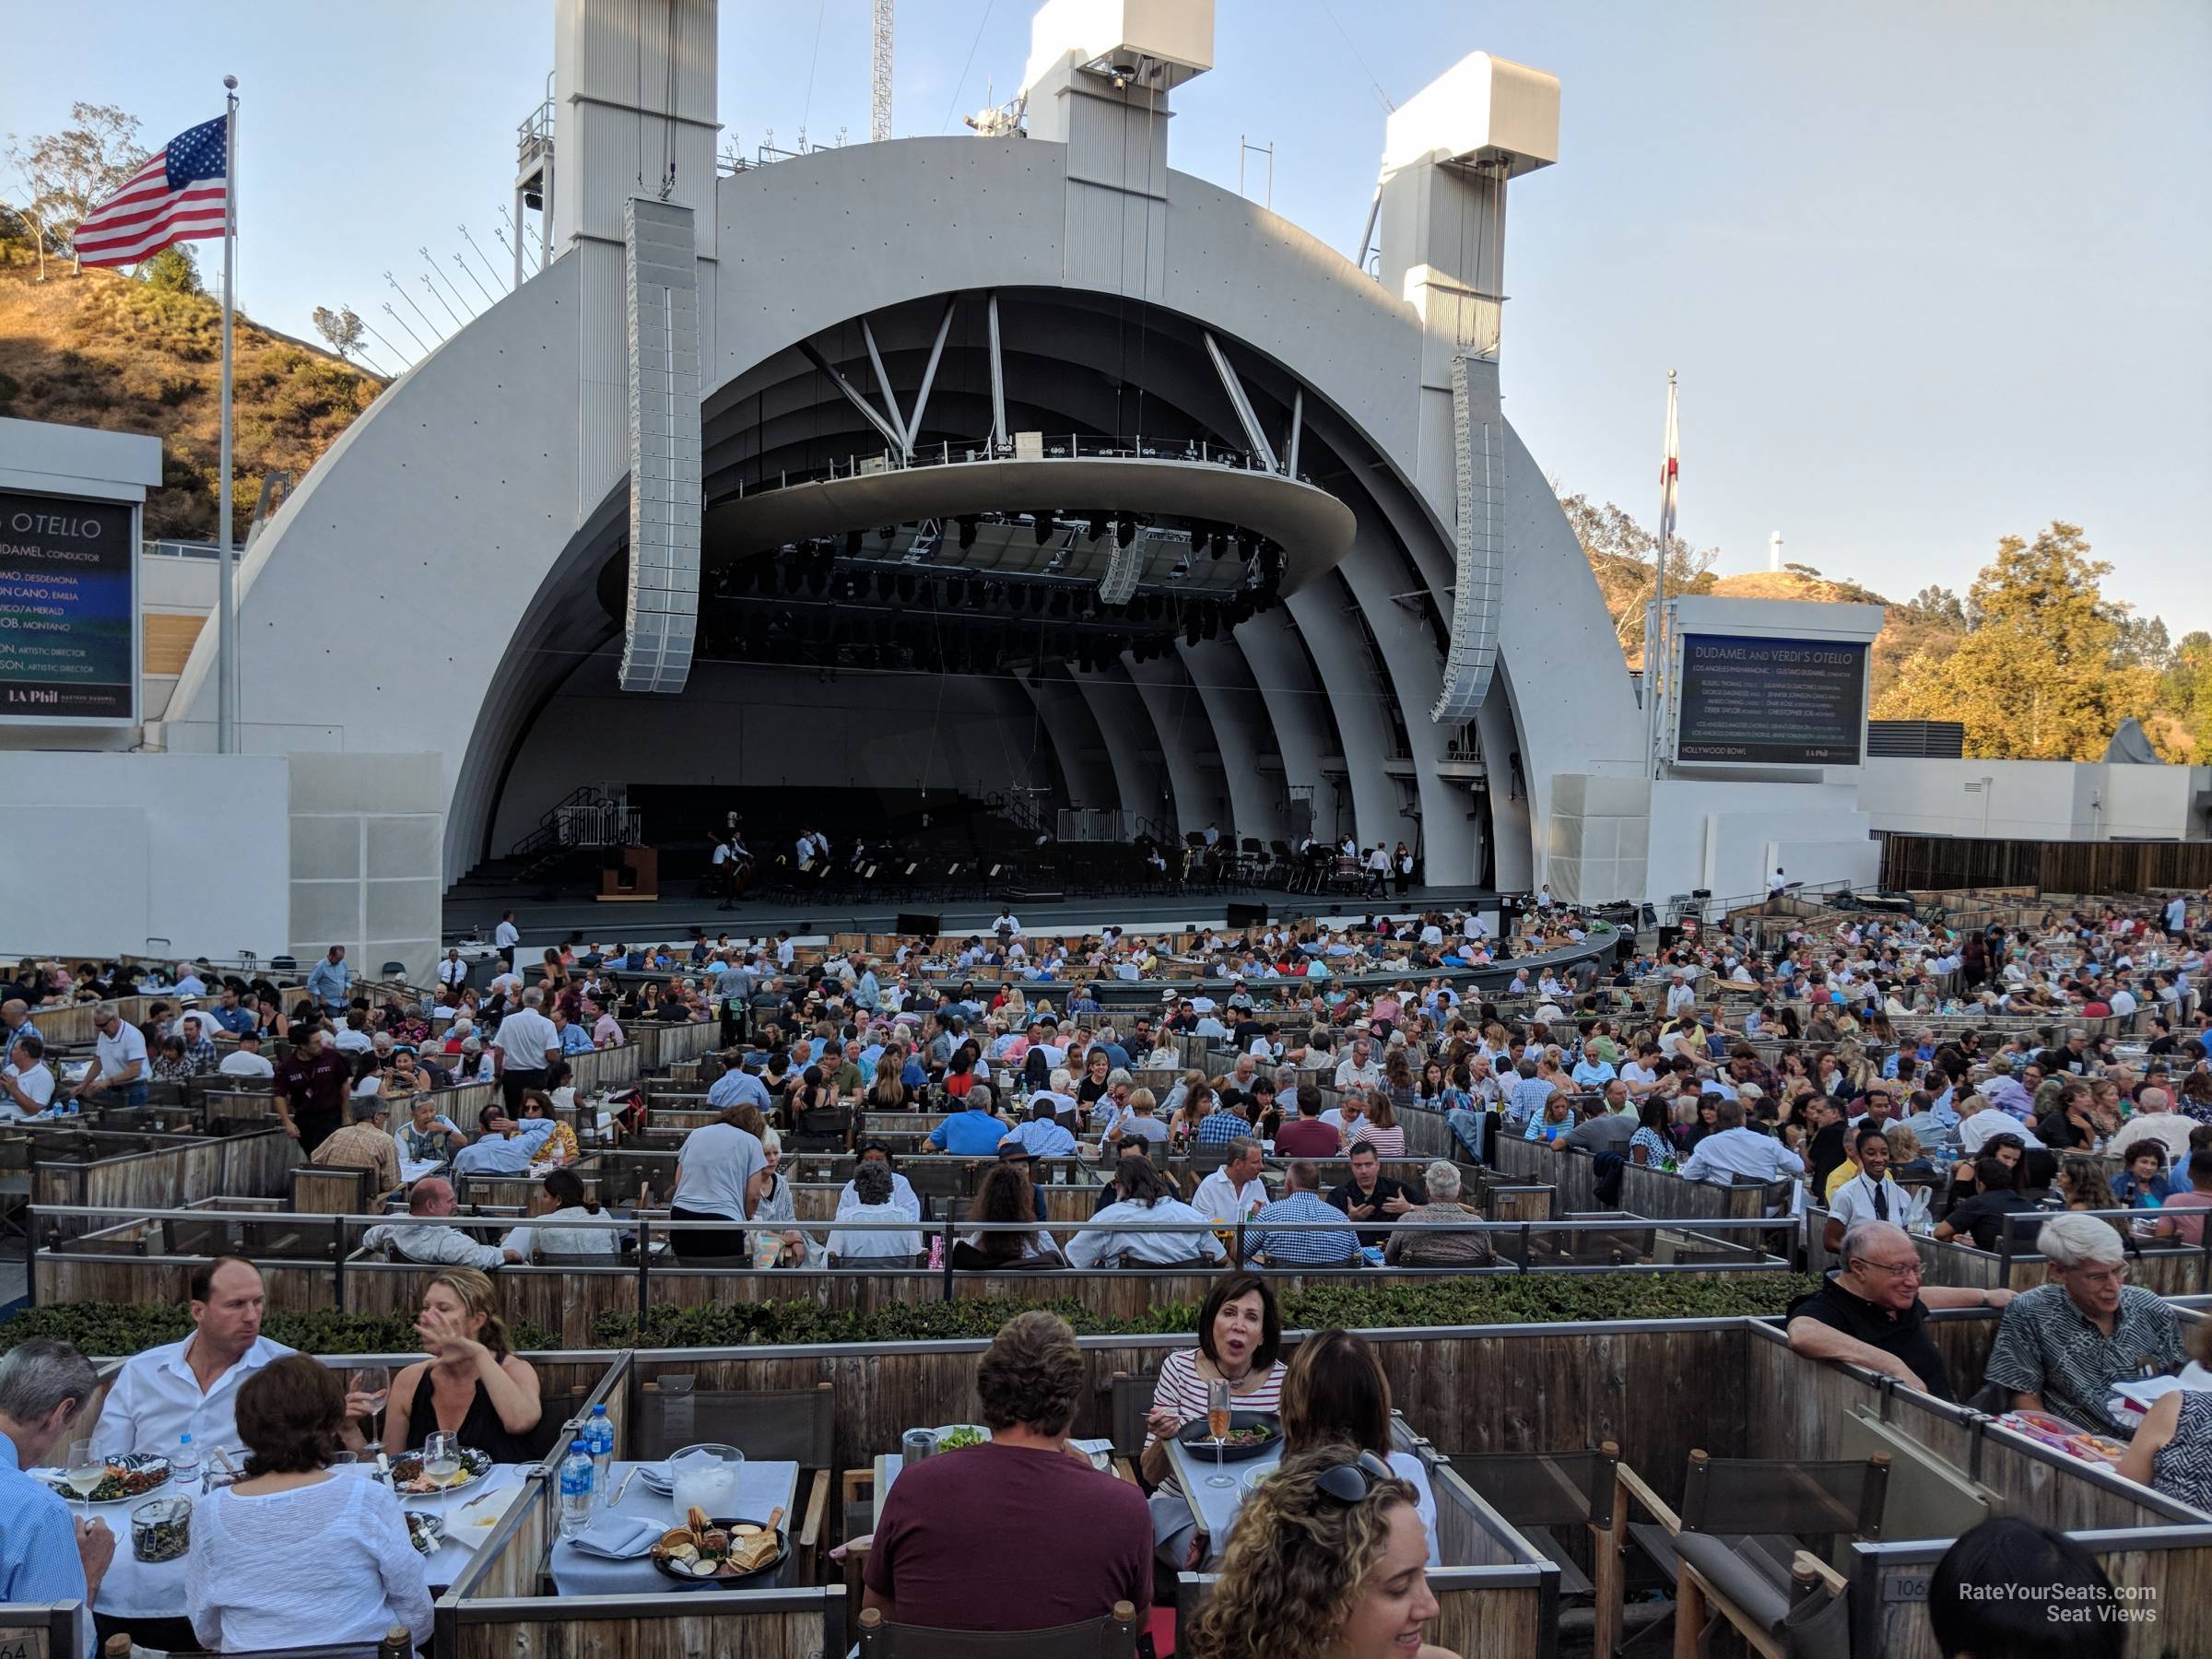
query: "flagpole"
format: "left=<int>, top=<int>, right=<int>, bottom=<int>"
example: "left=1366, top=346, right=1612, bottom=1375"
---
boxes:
left=1647, top=370, right=1678, bottom=779
left=217, top=76, right=239, bottom=754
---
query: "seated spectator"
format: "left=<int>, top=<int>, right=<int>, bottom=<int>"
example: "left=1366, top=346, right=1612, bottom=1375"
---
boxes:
left=1927, top=1517, right=2124, bottom=1659
left=500, top=1167, right=618, bottom=1263
left=1245, top=1160, right=1360, bottom=1266
left=1786, top=1220, right=2012, bottom=1399
left=744, top=1127, right=812, bottom=1267
left=1935, top=1157, right=2045, bottom=1253
left=376, top=1267, right=541, bottom=1463
left=1559, top=1080, right=1638, bottom=1155
left=450, top=1114, right=548, bottom=1180
left=310, top=1094, right=402, bottom=1198
left=2155, top=1148, right=2212, bottom=1244
left=1822, top=1124, right=1910, bottom=1252
left=837, top=1142, right=920, bottom=1218
left=827, top=1159, right=924, bottom=1265
left=926, top=1090, right=1011, bottom=1154
left=1274, top=1089, right=1343, bottom=1158
left=1327, top=1143, right=1420, bottom=1247
left=999, top=1098, right=1077, bottom=1159
left=1983, top=1212, right=2184, bottom=1439
left=2116, top=1320, right=2212, bottom=1511
left=2112, top=1143, right=2179, bottom=1209
left=864, top=1312, right=1149, bottom=1630
left=185, top=1355, right=432, bottom=1654
left=2110, top=1087, right=2194, bottom=1168
left=394, top=1092, right=464, bottom=1167
left=1066, top=1156, right=1223, bottom=1268
left=0, top=1031, right=57, bottom=1121
left=1192, top=1137, right=1269, bottom=1224
left=362, top=1179, right=506, bottom=1269
left=952, top=1161, right=1064, bottom=1270
left=1677, top=1099, right=1806, bottom=1185
left=1385, top=1161, right=1494, bottom=1267
left=101, top=1258, right=295, bottom=1454
left=1102, top=1087, right=1170, bottom=1153
left=1141, top=1276, right=1288, bottom=1566
left=1524, top=1089, right=1578, bottom=1144
left=217, top=1028, right=276, bottom=1079
left=516, top=1088, right=579, bottom=1164
left=1358, top=1091, right=1406, bottom=1157
left=1181, top=1446, right=1449, bottom=1659
left=1279, top=1328, right=1440, bottom=1565
left=0, top=1338, right=113, bottom=1648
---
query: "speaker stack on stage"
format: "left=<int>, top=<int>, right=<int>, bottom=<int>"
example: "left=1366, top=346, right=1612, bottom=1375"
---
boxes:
left=1225, top=901, right=1270, bottom=930
left=895, top=912, right=944, bottom=938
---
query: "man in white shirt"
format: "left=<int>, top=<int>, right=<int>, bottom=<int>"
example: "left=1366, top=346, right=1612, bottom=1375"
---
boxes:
left=0, top=1032, right=56, bottom=1120
left=1677, top=1101, right=1806, bottom=1185
left=1333, top=1038, right=1384, bottom=1092
left=827, top=1159, right=924, bottom=1262
left=1822, top=1125, right=1911, bottom=1252
left=488, top=987, right=559, bottom=1112
left=436, top=949, right=470, bottom=990
left=216, top=1030, right=276, bottom=1079
left=1664, top=973, right=1699, bottom=1018
left=1192, top=1139, right=1268, bottom=1224
left=100, top=1258, right=296, bottom=1454
left=362, top=1179, right=508, bottom=1267
left=493, top=912, right=521, bottom=970
left=72, top=1002, right=149, bottom=1110
left=452, top=1116, right=555, bottom=1179
left=1957, top=1100, right=2044, bottom=1158
left=2110, top=1089, right=2194, bottom=1167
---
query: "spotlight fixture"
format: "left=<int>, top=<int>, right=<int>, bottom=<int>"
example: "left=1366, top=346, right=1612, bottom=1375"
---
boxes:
left=1032, top=515, right=1055, bottom=546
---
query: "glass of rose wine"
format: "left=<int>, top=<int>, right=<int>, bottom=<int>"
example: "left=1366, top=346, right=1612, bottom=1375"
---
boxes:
left=1204, top=1379, right=1236, bottom=1489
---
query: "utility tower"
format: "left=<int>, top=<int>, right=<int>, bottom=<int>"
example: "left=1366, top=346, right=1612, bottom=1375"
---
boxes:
left=871, top=0, right=894, bottom=142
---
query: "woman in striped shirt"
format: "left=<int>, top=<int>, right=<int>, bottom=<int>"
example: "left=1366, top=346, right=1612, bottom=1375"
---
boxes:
left=1141, top=1274, right=1288, bottom=1567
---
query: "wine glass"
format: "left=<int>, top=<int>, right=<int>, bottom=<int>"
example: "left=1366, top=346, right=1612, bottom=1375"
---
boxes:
left=65, top=1439, right=105, bottom=1520
left=350, top=1366, right=390, bottom=1456
left=1203, top=1379, right=1236, bottom=1489
left=422, top=1430, right=463, bottom=1489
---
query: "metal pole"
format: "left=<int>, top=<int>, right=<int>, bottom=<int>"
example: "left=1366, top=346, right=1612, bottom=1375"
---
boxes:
left=1647, top=371, right=1678, bottom=778
left=217, top=78, right=241, bottom=753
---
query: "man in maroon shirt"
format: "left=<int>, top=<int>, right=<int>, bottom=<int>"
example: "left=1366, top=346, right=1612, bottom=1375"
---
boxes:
left=272, top=1027, right=353, bottom=1155
left=865, top=1311, right=1150, bottom=1632
left=1274, top=1091, right=1341, bottom=1157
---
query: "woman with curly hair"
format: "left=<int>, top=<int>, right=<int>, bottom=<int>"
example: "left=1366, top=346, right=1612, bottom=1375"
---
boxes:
left=1181, top=1445, right=1449, bottom=1659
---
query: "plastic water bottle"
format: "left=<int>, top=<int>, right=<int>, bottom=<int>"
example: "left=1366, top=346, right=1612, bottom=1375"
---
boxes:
left=584, top=1404, right=615, bottom=1509
left=558, top=1440, right=594, bottom=1538
left=172, top=1432, right=200, bottom=1495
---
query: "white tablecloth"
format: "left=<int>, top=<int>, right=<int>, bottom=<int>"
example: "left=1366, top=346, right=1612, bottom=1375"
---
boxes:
left=1164, top=1436, right=1279, bottom=1546
left=91, top=1462, right=528, bottom=1618
left=548, top=1460, right=799, bottom=1595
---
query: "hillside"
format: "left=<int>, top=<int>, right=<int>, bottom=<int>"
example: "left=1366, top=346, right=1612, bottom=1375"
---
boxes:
left=1587, top=550, right=1959, bottom=708
left=0, top=234, right=383, bottom=540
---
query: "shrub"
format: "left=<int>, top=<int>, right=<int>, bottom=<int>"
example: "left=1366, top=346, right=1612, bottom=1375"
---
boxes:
left=0, top=1302, right=553, bottom=1359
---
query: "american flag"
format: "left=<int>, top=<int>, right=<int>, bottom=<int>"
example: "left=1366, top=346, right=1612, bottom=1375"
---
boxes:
left=73, top=114, right=229, bottom=269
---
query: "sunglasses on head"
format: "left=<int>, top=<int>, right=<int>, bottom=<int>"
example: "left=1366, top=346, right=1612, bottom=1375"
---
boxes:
left=1312, top=1451, right=1395, bottom=1505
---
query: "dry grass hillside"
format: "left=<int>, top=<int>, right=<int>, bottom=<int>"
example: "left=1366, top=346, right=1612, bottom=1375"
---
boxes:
left=1588, top=552, right=1962, bottom=707
left=0, top=235, right=383, bottom=540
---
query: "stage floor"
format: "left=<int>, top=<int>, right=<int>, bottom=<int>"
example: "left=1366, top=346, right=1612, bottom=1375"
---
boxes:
left=442, top=881, right=1503, bottom=947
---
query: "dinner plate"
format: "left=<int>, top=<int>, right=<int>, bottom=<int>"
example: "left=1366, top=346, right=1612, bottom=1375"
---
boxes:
left=388, top=1445, right=493, bottom=1499
left=1241, top=1464, right=1277, bottom=1491
left=1174, top=1412, right=1281, bottom=1464
left=38, top=1453, right=171, bottom=1506
left=649, top=1517, right=790, bottom=1589
left=925, top=1423, right=992, bottom=1452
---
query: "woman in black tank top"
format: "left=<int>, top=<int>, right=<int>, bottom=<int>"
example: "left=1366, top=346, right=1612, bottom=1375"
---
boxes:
left=378, top=1266, right=543, bottom=1465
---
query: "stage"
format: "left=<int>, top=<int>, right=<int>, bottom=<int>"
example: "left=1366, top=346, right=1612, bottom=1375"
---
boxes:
left=441, top=881, right=1507, bottom=949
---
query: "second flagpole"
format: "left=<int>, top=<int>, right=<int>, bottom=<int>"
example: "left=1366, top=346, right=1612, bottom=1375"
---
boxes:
left=217, top=75, right=239, bottom=753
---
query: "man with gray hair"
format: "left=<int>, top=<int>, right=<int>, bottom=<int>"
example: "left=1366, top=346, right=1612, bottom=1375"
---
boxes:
left=1785, top=1220, right=2011, bottom=1400
left=1384, top=1159, right=1494, bottom=1267
left=1191, top=1137, right=1267, bottom=1224
left=361, top=1178, right=505, bottom=1269
left=308, top=1092, right=402, bottom=1197
left=2110, top=1087, right=2194, bottom=1168
left=0, top=1338, right=112, bottom=1653
left=73, top=1003, right=148, bottom=1110
left=488, top=985, right=559, bottom=1112
left=1983, top=1211, right=2186, bottom=1437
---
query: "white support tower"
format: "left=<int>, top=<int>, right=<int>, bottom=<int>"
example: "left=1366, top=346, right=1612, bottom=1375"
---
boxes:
left=1770, top=530, right=1783, bottom=572
left=871, top=0, right=894, bottom=143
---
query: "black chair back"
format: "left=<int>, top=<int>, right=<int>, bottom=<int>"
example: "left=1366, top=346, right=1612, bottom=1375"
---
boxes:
left=857, top=1601, right=1138, bottom=1657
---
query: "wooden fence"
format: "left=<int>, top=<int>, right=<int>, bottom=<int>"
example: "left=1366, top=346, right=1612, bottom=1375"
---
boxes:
left=1881, top=834, right=2212, bottom=895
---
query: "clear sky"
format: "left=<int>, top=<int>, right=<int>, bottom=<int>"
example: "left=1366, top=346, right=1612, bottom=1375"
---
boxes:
left=5, top=1, right=2206, bottom=628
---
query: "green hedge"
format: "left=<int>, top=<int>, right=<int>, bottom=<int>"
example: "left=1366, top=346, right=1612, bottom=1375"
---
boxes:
left=593, top=1272, right=1823, bottom=1350
left=0, top=1303, right=554, bottom=1359
left=5, top=1276, right=1818, bottom=1359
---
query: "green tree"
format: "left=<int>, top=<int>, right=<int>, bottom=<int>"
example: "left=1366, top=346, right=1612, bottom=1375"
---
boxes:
left=1874, top=522, right=2157, bottom=759
left=311, top=304, right=365, bottom=361
left=6, top=104, right=146, bottom=274
left=1906, top=584, right=1968, bottom=628
left=136, top=243, right=200, bottom=293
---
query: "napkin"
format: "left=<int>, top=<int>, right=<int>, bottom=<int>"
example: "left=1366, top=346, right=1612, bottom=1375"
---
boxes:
left=567, top=1512, right=665, bottom=1559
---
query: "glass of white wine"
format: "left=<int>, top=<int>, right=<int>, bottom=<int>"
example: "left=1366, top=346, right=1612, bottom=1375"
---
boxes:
left=65, top=1439, right=105, bottom=1519
left=350, top=1366, right=390, bottom=1457
left=422, top=1430, right=464, bottom=1490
